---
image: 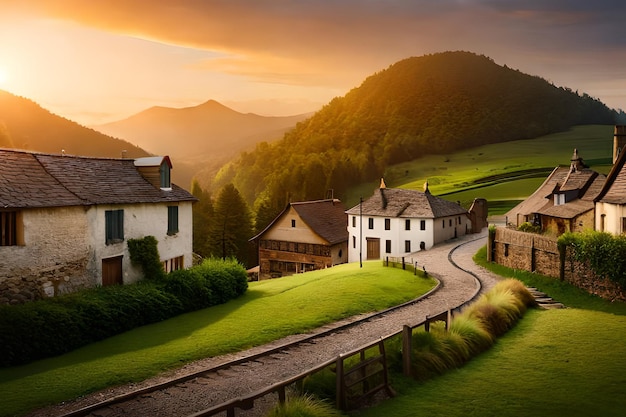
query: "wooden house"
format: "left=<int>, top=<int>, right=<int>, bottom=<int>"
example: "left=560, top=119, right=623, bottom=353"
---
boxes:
left=251, top=199, right=348, bottom=279
left=0, top=149, right=196, bottom=304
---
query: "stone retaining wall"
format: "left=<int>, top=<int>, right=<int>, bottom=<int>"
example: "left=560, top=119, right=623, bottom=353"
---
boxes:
left=490, top=227, right=626, bottom=302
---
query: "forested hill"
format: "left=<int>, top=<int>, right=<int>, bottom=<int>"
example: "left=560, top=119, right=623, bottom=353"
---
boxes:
left=212, top=51, right=618, bottom=217
left=0, top=90, right=148, bottom=158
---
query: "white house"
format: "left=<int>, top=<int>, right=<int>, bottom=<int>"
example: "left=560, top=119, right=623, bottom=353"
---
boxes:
left=345, top=181, right=471, bottom=263
left=595, top=125, right=626, bottom=234
left=0, top=149, right=196, bottom=304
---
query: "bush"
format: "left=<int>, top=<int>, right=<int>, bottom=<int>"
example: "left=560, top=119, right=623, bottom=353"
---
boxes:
left=265, top=394, right=345, bottom=417
left=0, top=258, right=248, bottom=368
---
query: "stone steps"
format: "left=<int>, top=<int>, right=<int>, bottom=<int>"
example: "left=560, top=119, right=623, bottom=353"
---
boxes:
left=527, top=287, right=565, bottom=309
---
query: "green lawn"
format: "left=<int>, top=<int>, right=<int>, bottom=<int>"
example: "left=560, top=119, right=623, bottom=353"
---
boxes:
left=356, top=308, right=626, bottom=417
left=355, top=246, right=626, bottom=417
left=0, top=262, right=436, bottom=417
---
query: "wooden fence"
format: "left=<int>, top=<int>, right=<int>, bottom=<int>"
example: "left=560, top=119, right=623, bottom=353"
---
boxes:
left=188, top=257, right=471, bottom=417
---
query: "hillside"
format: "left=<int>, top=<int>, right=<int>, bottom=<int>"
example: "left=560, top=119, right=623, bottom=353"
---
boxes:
left=94, top=100, right=311, bottom=187
left=0, top=90, right=148, bottom=159
left=211, top=51, right=619, bottom=216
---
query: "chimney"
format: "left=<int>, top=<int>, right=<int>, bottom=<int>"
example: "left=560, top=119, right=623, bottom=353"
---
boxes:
left=613, top=125, right=626, bottom=164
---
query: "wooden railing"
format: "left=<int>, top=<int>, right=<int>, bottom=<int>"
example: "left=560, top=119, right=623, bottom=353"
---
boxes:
left=188, top=243, right=484, bottom=417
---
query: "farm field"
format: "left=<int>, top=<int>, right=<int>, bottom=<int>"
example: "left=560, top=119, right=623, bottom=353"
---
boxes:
left=345, top=125, right=614, bottom=214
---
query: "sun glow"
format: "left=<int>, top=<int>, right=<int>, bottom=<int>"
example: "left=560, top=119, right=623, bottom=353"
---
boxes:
left=0, top=67, right=8, bottom=86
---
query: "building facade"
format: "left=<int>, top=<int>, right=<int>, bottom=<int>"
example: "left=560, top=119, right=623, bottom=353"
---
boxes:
left=0, top=149, right=196, bottom=304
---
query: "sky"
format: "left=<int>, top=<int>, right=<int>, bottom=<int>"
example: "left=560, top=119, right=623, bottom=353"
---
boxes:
left=1, top=0, right=625, bottom=126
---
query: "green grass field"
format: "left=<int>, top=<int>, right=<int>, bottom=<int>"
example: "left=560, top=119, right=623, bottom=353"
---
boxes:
left=356, top=247, right=626, bottom=417
left=0, top=262, right=436, bottom=417
left=345, top=125, right=615, bottom=213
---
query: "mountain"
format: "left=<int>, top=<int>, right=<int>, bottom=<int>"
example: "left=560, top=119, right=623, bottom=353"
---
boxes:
left=0, top=90, right=148, bottom=159
left=93, top=100, right=311, bottom=187
left=211, top=51, right=620, bottom=215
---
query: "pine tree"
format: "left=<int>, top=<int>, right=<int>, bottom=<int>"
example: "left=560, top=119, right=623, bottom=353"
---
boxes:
left=210, top=183, right=254, bottom=267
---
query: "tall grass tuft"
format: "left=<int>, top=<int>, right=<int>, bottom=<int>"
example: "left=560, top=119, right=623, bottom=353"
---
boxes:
left=265, top=394, right=345, bottom=417
left=447, top=314, right=494, bottom=356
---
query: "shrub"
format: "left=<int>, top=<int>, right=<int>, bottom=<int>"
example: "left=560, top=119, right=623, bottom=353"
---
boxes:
left=517, top=222, right=541, bottom=233
left=0, top=258, right=248, bottom=367
left=127, top=235, right=165, bottom=280
left=265, top=394, right=345, bottom=417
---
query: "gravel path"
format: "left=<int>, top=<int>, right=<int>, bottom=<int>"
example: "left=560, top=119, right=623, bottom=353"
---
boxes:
left=27, top=230, right=499, bottom=417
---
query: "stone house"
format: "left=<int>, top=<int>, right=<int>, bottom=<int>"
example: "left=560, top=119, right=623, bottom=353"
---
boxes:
left=505, top=149, right=605, bottom=235
left=251, top=199, right=348, bottom=279
left=345, top=181, right=473, bottom=263
left=0, top=149, right=196, bottom=304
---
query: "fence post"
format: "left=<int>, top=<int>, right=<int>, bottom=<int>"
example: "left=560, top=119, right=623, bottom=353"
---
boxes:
left=336, top=354, right=345, bottom=410
left=402, top=257, right=405, bottom=270
left=402, top=325, right=412, bottom=377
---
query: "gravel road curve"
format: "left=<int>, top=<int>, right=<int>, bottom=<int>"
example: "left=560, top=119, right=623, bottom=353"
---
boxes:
left=26, top=230, right=499, bottom=417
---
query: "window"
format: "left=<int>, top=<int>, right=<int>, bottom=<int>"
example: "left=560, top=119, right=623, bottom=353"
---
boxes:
left=405, top=240, right=411, bottom=252
left=622, top=217, right=626, bottom=235
left=449, top=219, right=452, bottom=227
left=105, top=209, right=124, bottom=245
left=352, top=216, right=356, bottom=227
left=291, top=219, right=296, bottom=228
left=353, top=236, right=356, bottom=248
left=1, top=211, right=17, bottom=246
left=420, top=220, right=426, bottom=231
left=368, top=218, right=374, bottom=229
left=385, top=240, right=391, bottom=253
left=442, top=219, right=445, bottom=228
left=405, top=219, right=411, bottom=230
left=385, top=218, right=391, bottom=230
left=160, top=162, right=171, bottom=189
left=600, top=214, right=606, bottom=232
left=163, top=255, right=184, bottom=273
left=168, top=206, right=179, bottom=235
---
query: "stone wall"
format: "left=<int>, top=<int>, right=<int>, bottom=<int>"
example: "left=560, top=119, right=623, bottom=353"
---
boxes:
left=0, top=206, right=93, bottom=305
left=490, top=227, right=626, bottom=302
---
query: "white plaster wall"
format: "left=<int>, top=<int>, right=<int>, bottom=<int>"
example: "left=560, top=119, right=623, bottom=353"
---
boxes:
left=87, top=201, right=194, bottom=284
left=347, top=215, right=436, bottom=263
left=0, top=206, right=90, bottom=275
left=595, top=202, right=625, bottom=234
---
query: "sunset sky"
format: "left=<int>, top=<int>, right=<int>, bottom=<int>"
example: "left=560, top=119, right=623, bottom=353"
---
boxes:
left=1, top=0, right=625, bottom=126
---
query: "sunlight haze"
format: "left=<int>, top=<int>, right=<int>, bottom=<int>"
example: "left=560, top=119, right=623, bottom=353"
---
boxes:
left=0, top=1, right=625, bottom=125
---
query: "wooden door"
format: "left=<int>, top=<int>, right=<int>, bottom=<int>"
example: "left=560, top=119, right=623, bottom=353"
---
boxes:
left=102, top=256, right=123, bottom=286
left=366, top=238, right=380, bottom=260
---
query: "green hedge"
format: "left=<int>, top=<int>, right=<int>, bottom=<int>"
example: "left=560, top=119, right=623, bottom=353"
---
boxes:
left=0, top=258, right=247, bottom=368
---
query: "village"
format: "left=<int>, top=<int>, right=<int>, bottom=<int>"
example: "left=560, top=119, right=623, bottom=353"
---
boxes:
left=2, top=126, right=625, bottom=305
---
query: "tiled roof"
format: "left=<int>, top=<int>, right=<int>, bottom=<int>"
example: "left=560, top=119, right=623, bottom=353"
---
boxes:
left=507, top=165, right=605, bottom=221
left=346, top=188, right=468, bottom=218
left=0, top=149, right=196, bottom=208
left=596, top=145, right=626, bottom=204
left=291, top=199, right=348, bottom=245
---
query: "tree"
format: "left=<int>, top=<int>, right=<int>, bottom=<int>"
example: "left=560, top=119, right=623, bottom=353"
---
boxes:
left=209, top=183, right=254, bottom=267
left=191, top=180, right=213, bottom=259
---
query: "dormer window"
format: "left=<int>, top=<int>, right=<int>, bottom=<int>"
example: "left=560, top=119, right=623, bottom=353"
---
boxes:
left=160, top=162, right=171, bottom=189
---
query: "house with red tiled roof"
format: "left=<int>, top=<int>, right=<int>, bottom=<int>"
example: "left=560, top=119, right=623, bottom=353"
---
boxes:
left=345, top=181, right=472, bottom=262
left=251, top=199, right=348, bottom=279
left=0, top=149, right=196, bottom=304
left=505, top=149, right=605, bottom=235
left=595, top=125, right=626, bottom=234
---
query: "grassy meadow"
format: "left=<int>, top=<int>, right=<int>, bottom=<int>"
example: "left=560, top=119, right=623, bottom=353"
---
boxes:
left=345, top=125, right=615, bottom=214
left=0, top=262, right=436, bottom=417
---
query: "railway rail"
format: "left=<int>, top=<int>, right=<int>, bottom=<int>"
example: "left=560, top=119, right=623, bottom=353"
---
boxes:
left=31, top=233, right=493, bottom=417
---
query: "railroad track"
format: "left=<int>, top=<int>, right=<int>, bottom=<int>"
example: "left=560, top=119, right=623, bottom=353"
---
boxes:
left=41, top=235, right=490, bottom=417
